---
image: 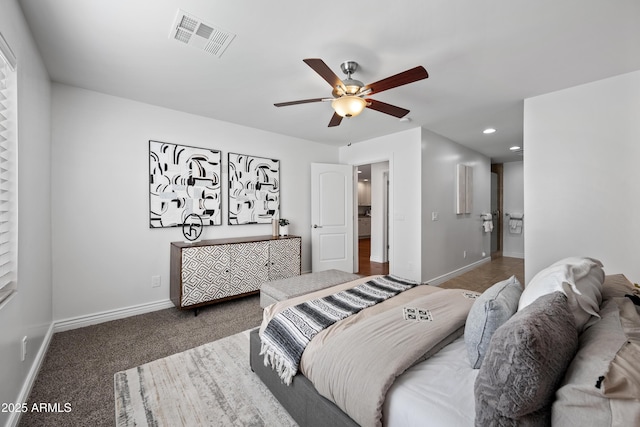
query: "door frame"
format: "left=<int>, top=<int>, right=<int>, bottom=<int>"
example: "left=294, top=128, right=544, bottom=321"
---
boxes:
left=382, top=170, right=389, bottom=263
left=353, top=159, right=392, bottom=272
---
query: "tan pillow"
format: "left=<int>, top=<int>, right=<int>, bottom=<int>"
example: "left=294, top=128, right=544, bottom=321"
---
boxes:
left=552, top=297, right=640, bottom=426
left=602, top=298, right=640, bottom=399
left=602, top=274, right=640, bottom=301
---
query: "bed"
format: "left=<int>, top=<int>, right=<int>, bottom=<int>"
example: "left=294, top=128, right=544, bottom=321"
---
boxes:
left=250, top=258, right=640, bottom=426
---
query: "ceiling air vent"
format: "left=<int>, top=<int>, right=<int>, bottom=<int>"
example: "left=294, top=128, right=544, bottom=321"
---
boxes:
left=169, top=9, right=236, bottom=58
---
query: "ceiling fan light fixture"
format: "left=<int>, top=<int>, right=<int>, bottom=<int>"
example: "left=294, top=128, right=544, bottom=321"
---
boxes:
left=276, top=58, right=429, bottom=127
left=332, top=96, right=367, bottom=118
left=343, top=78, right=364, bottom=95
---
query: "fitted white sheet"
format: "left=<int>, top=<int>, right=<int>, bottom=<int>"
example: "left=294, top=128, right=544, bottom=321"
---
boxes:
left=383, top=336, right=477, bottom=427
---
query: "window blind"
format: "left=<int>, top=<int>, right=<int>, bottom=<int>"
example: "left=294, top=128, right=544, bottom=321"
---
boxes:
left=0, top=32, right=16, bottom=305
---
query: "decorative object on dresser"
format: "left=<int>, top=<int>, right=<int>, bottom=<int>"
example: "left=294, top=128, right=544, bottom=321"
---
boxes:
left=181, top=213, right=203, bottom=242
left=149, top=140, right=222, bottom=228
left=278, top=218, right=289, bottom=236
left=228, top=153, right=280, bottom=225
left=170, top=235, right=301, bottom=314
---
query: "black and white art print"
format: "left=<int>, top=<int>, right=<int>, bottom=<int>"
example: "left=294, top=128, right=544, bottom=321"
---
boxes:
left=149, top=140, right=222, bottom=228
left=228, top=153, right=279, bottom=225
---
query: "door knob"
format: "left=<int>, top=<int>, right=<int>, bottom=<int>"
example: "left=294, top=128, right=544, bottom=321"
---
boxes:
left=313, top=224, right=323, bottom=228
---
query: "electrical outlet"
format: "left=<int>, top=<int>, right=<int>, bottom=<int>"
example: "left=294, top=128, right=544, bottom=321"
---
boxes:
left=151, top=275, right=161, bottom=288
left=463, top=250, right=467, bottom=259
left=21, top=336, right=27, bottom=361
left=431, top=211, right=439, bottom=221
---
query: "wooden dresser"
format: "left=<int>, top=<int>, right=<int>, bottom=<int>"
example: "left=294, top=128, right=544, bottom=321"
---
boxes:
left=170, top=235, right=301, bottom=311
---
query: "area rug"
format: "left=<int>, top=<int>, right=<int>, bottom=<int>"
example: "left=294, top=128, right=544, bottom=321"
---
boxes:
left=114, top=329, right=297, bottom=426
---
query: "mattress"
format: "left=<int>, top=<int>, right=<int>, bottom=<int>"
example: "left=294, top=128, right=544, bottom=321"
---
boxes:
left=384, top=335, right=477, bottom=427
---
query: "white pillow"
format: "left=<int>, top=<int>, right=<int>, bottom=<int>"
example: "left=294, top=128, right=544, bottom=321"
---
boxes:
left=519, top=257, right=604, bottom=331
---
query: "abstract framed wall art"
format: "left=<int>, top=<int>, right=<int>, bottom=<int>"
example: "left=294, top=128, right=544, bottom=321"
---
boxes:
left=228, top=153, right=279, bottom=224
left=149, top=140, right=222, bottom=228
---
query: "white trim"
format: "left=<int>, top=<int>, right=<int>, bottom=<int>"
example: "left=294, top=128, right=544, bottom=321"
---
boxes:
left=0, top=31, right=17, bottom=70
left=8, top=323, right=55, bottom=427
left=370, top=255, right=384, bottom=263
left=427, top=257, right=491, bottom=286
left=503, top=252, right=525, bottom=259
left=54, top=299, right=174, bottom=332
left=8, top=299, right=174, bottom=425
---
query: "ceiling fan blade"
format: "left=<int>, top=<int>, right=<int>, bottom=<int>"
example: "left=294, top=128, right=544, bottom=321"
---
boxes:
left=303, top=58, right=344, bottom=90
left=274, top=98, right=327, bottom=107
left=366, top=99, right=410, bottom=118
left=328, top=112, right=343, bottom=127
left=365, top=66, right=428, bottom=94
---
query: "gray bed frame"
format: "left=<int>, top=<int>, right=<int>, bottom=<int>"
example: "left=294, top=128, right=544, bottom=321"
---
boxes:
left=249, top=328, right=359, bottom=427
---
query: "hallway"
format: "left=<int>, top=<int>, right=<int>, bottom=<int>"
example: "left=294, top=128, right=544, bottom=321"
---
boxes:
left=358, top=238, right=389, bottom=276
left=438, top=256, right=524, bottom=293
left=358, top=236, right=523, bottom=295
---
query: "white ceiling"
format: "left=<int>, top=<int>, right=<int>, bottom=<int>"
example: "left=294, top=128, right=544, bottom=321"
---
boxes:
left=18, top=0, right=640, bottom=163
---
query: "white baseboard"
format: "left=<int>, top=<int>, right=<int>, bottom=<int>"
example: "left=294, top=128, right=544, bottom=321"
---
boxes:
left=54, top=299, right=174, bottom=333
left=9, top=299, right=174, bottom=425
left=503, top=252, right=525, bottom=259
left=8, top=323, right=55, bottom=427
left=427, top=257, right=492, bottom=286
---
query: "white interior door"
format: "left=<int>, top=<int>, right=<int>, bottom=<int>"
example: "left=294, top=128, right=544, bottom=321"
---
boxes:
left=311, top=163, right=354, bottom=273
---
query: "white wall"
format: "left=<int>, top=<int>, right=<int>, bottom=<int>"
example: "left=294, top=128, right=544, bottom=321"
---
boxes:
left=420, top=129, right=491, bottom=283
left=524, top=70, right=640, bottom=283
left=502, top=161, right=524, bottom=258
left=51, top=84, right=338, bottom=321
left=339, top=128, right=422, bottom=281
left=340, top=127, right=491, bottom=283
left=0, top=1, right=53, bottom=425
left=369, top=161, right=388, bottom=263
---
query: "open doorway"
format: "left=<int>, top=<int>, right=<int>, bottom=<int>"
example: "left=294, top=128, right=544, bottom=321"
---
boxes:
left=356, top=162, right=390, bottom=275
left=490, top=163, right=503, bottom=258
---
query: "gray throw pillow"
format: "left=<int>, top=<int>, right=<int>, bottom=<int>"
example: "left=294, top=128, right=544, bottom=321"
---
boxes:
left=464, top=275, right=522, bottom=369
left=475, top=292, right=578, bottom=426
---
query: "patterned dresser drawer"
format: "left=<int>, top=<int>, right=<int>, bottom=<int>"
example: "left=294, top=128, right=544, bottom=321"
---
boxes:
left=170, top=235, right=301, bottom=311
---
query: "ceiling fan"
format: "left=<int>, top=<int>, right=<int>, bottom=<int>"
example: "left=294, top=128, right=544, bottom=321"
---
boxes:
left=274, top=58, right=428, bottom=127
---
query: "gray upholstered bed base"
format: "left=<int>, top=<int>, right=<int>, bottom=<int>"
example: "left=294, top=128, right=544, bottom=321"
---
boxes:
left=249, top=328, right=359, bottom=427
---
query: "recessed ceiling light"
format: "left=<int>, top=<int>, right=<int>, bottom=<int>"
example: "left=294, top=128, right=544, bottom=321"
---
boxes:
left=509, top=146, right=521, bottom=151
left=483, top=128, right=496, bottom=134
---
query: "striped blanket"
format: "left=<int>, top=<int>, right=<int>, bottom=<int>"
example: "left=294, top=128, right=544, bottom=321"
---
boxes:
left=260, top=275, right=418, bottom=384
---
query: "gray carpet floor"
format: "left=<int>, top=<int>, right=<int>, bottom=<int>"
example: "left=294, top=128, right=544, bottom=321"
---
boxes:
left=19, top=295, right=263, bottom=427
